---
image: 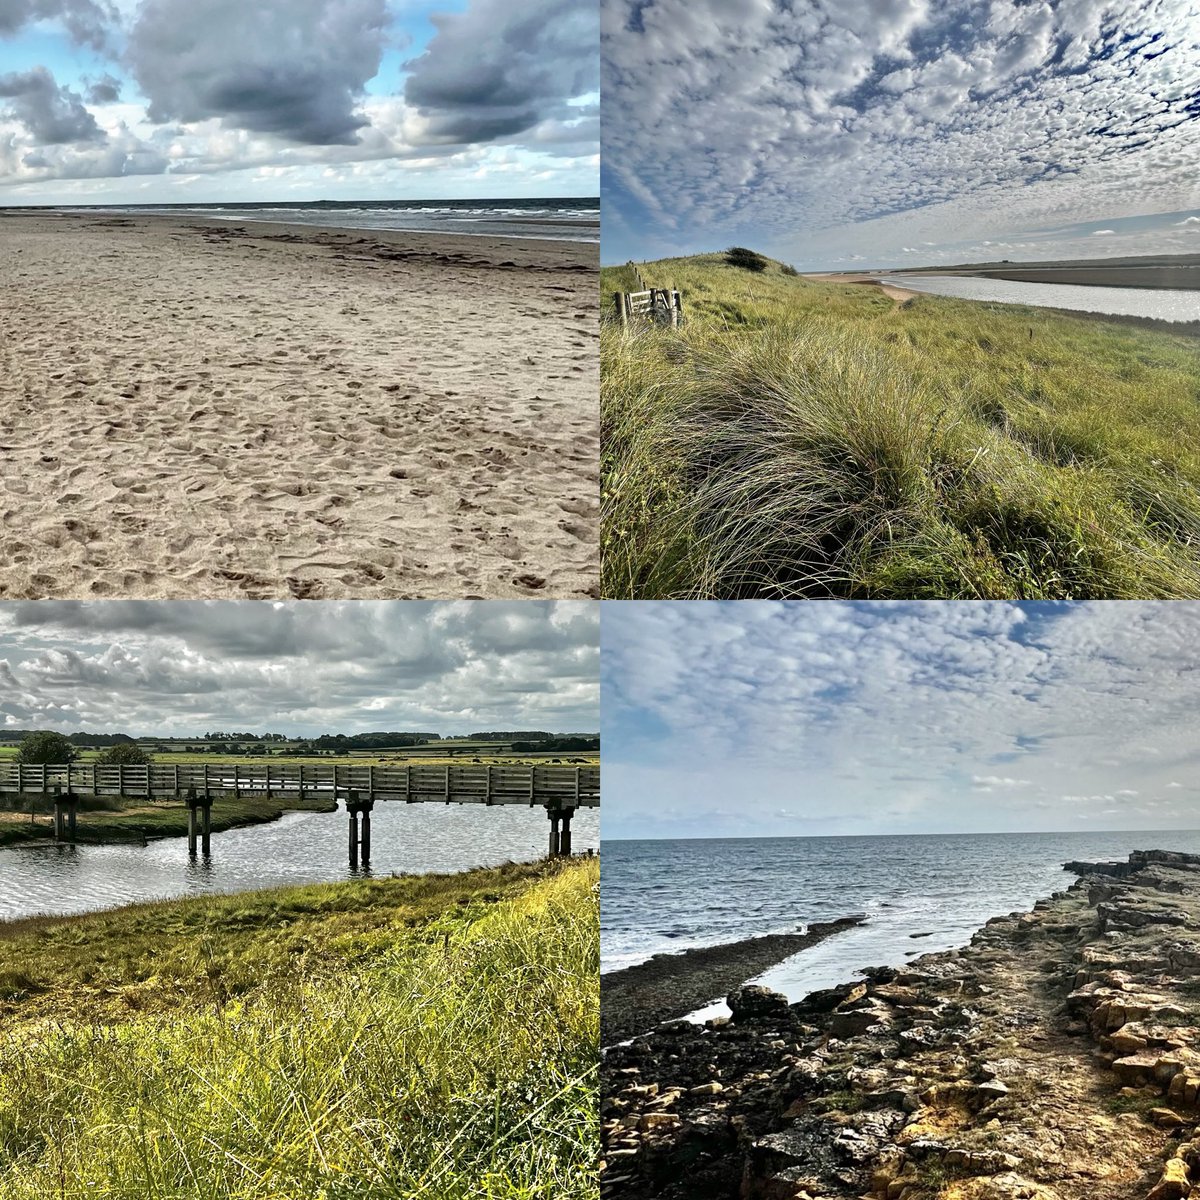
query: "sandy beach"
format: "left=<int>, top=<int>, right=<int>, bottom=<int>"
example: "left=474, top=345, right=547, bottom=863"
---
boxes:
left=0, top=213, right=598, bottom=599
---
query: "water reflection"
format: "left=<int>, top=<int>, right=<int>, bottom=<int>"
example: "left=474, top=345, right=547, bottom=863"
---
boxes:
left=880, top=274, right=1200, bottom=321
left=0, top=803, right=600, bottom=922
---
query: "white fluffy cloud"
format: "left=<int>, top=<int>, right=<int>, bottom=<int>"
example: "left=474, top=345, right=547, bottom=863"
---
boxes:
left=602, top=0, right=1200, bottom=266
left=602, top=602, right=1200, bottom=837
left=0, top=601, right=599, bottom=735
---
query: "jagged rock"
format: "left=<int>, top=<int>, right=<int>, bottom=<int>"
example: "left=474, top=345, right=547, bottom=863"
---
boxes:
left=601, top=850, right=1200, bottom=1200
left=729, top=985, right=791, bottom=1022
left=1146, top=1156, right=1191, bottom=1200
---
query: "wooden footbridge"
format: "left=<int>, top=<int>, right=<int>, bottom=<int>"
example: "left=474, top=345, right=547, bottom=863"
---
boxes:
left=0, top=761, right=600, bottom=864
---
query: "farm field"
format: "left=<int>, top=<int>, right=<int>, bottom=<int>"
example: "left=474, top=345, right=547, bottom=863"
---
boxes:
left=602, top=253, right=1200, bottom=599
left=0, top=857, right=599, bottom=1199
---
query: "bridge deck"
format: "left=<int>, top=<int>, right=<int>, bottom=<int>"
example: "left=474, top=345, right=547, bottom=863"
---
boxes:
left=0, top=761, right=600, bottom=810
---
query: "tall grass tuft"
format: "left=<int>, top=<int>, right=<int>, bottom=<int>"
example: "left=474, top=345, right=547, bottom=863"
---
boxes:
left=0, top=859, right=599, bottom=1200
left=602, top=254, right=1200, bottom=598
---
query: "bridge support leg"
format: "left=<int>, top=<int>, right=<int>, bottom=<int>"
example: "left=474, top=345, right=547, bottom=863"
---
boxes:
left=186, top=787, right=198, bottom=856
left=201, top=803, right=212, bottom=856
left=347, top=791, right=373, bottom=867
left=53, top=798, right=64, bottom=843
left=560, top=807, right=574, bottom=857
left=66, top=795, right=77, bottom=844
left=548, top=812, right=561, bottom=858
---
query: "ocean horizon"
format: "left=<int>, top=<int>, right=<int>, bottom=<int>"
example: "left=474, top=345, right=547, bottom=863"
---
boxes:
left=602, top=829, right=1200, bottom=1003
left=18, top=197, right=600, bottom=243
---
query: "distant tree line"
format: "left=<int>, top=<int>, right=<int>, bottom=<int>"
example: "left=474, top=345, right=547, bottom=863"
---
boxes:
left=467, top=731, right=556, bottom=740
left=13, top=732, right=150, bottom=766
left=204, top=732, right=290, bottom=742
left=510, top=737, right=599, bottom=752
left=3, top=731, right=138, bottom=747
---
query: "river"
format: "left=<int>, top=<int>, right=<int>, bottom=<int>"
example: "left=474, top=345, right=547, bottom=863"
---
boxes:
left=880, top=273, right=1200, bottom=321
left=0, top=802, right=600, bottom=922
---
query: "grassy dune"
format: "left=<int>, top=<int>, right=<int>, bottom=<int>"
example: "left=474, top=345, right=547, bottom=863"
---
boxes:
left=0, top=858, right=599, bottom=1199
left=602, top=253, right=1200, bottom=598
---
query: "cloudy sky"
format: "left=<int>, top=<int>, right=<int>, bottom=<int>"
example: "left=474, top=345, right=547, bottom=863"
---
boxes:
left=0, top=0, right=598, bottom=203
left=0, top=601, right=598, bottom=736
left=602, top=601, right=1200, bottom=839
left=602, top=0, right=1200, bottom=269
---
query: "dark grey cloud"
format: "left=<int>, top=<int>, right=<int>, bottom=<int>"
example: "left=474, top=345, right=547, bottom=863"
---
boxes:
left=0, top=0, right=115, bottom=48
left=405, top=0, right=598, bottom=144
left=0, top=67, right=105, bottom=144
left=126, top=0, right=390, bottom=145
left=0, top=601, right=599, bottom=735
left=85, top=72, right=121, bottom=103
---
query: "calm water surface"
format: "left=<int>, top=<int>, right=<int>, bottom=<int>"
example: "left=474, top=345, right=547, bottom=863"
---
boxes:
left=0, top=803, right=599, bottom=922
left=603, top=831, right=1200, bottom=1007
left=881, top=273, right=1200, bottom=321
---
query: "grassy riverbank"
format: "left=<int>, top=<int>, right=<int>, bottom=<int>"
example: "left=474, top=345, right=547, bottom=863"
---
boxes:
left=0, top=856, right=599, bottom=1199
left=0, top=793, right=337, bottom=847
left=603, top=253, right=1200, bottom=598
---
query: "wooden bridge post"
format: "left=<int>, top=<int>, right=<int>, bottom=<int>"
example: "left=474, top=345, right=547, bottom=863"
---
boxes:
left=52, top=785, right=64, bottom=843
left=548, top=811, right=561, bottom=858
left=346, top=791, right=373, bottom=867
left=559, top=806, right=575, bottom=857
left=186, top=786, right=211, bottom=856
left=67, top=793, right=77, bottom=843
left=348, top=791, right=360, bottom=868
left=187, top=787, right=198, bottom=856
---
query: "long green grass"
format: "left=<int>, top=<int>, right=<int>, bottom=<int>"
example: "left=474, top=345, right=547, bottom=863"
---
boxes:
left=603, top=253, right=1200, bottom=598
left=0, top=858, right=599, bottom=1199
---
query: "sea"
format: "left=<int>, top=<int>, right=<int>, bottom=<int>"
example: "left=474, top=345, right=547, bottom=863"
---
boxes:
left=602, top=831, right=1200, bottom=1007
left=0, top=803, right=599, bottom=923
left=879, top=273, right=1200, bottom=321
left=51, top=197, right=600, bottom=243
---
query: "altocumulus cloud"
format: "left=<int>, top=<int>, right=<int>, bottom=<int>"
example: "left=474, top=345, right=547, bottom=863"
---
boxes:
left=601, top=601, right=1200, bottom=839
left=601, top=0, right=1200, bottom=267
left=0, top=0, right=598, bottom=199
left=0, top=601, right=599, bottom=736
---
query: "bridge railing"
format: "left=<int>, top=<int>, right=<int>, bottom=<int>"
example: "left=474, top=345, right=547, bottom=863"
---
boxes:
left=0, top=761, right=600, bottom=808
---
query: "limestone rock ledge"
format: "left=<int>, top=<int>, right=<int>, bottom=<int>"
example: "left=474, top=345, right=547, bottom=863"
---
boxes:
left=600, top=850, right=1200, bottom=1200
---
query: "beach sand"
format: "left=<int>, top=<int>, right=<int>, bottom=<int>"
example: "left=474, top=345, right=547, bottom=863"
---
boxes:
left=802, top=271, right=919, bottom=302
left=0, top=213, right=598, bottom=599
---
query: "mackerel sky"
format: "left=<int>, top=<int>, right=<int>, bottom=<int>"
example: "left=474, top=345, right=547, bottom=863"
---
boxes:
left=602, top=601, right=1200, bottom=839
left=601, top=0, right=1200, bottom=269
left=0, top=0, right=599, bottom=203
left=0, top=601, right=599, bottom=736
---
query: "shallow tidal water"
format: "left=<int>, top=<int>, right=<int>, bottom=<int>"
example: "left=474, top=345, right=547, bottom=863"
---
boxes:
left=0, top=803, right=599, bottom=922
left=880, top=273, right=1200, bottom=320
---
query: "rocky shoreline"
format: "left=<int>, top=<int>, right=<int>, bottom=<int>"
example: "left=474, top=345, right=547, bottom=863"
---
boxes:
left=601, top=849, right=1200, bottom=1200
left=602, top=917, right=866, bottom=1047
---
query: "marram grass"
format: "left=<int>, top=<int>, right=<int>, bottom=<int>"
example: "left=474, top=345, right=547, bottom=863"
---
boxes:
left=602, top=254, right=1200, bottom=598
left=0, top=858, right=598, bottom=1200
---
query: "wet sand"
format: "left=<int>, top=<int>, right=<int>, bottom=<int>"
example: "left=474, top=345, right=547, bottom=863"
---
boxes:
left=0, top=213, right=598, bottom=599
left=600, top=916, right=865, bottom=1046
left=802, top=272, right=919, bottom=302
